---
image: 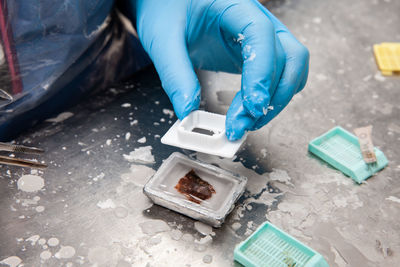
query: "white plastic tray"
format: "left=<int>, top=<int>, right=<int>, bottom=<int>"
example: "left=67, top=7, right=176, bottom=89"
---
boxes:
left=161, top=110, right=247, bottom=158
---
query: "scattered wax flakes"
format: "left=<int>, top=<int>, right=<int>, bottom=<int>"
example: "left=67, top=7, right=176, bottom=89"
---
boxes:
left=96, top=199, right=116, bottom=209
left=123, top=146, right=155, bottom=164
left=181, top=233, right=194, bottom=242
left=137, top=137, right=146, bottom=143
left=106, top=139, right=112, bottom=146
left=0, top=256, right=22, bottom=267
left=139, top=220, right=170, bottom=235
left=121, top=164, right=155, bottom=187
left=125, top=132, right=131, bottom=141
left=260, top=148, right=267, bottom=158
left=269, top=169, right=294, bottom=186
left=40, top=251, right=52, bottom=260
left=170, top=229, right=183, bottom=241
left=147, top=236, right=162, bottom=246
left=247, top=52, right=256, bottom=61
left=374, top=72, right=386, bottom=82
left=93, top=172, right=105, bottom=182
left=127, top=188, right=153, bottom=210
left=363, top=75, right=372, bottom=82
left=231, top=222, right=241, bottom=231
left=121, top=103, right=131, bottom=108
left=35, top=206, right=45, bottom=212
left=237, top=33, right=245, bottom=42
left=55, top=246, right=76, bottom=259
left=162, top=109, right=174, bottom=119
left=203, top=255, right=213, bottom=264
left=312, top=17, right=322, bottom=24
left=47, top=237, right=60, bottom=247
left=316, top=73, right=328, bottom=81
left=45, top=112, right=74, bottom=123
left=195, top=235, right=213, bottom=245
left=194, top=221, right=213, bottom=236
left=17, top=175, right=44, bottom=192
left=26, top=235, right=40, bottom=245
left=38, top=238, right=46, bottom=246
left=21, top=198, right=39, bottom=207
left=130, top=120, right=138, bottom=126
left=386, top=196, right=400, bottom=204
left=88, top=247, right=111, bottom=265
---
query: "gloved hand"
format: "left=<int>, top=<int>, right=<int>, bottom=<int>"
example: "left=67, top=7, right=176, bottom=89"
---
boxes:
left=135, top=0, right=309, bottom=140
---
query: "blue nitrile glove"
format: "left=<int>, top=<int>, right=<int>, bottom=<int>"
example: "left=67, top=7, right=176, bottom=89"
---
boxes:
left=135, top=0, right=309, bottom=140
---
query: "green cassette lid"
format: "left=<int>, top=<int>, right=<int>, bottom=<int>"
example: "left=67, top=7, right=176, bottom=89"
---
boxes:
left=234, top=222, right=329, bottom=267
left=308, top=126, right=388, bottom=183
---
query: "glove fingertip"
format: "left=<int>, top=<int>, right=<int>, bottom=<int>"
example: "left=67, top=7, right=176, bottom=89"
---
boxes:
left=225, top=114, right=253, bottom=141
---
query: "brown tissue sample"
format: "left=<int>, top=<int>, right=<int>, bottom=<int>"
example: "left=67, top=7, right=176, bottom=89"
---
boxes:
left=175, top=169, right=216, bottom=204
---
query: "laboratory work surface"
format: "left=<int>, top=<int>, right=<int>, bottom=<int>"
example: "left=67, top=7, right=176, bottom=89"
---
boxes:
left=1, top=0, right=400, bottom=266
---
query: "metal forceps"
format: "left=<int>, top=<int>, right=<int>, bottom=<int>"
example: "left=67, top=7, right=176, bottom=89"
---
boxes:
left=0, top=142, right=47, bottom=169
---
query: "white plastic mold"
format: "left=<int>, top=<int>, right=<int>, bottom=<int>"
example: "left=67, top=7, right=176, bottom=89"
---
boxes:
left=143, top=152, right=247, bottom=227
left=161, top=110, right=247, bottom=158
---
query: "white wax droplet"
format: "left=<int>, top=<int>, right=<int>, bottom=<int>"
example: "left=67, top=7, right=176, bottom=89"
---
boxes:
left=47, top=237, right=59, bottom=247
left=40, top=251, right=52, bottom=260
left=55, top=246, right=75, bottom=259
left=38, top=238, right=46, bottom=246
left=0, top=256, right=22, bottom=267
left=17, top=175, right=44, bottom=192
left=36, top=206, right=45, bottom=212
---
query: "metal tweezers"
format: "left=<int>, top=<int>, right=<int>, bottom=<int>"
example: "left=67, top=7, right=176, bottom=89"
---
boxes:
left=0, top=142, right=47, bottom=169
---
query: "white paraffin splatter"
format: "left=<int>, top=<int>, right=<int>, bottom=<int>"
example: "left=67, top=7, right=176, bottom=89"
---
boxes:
left=194, top=221, right=213, bottom=236
left=269, top=169, right=294, bottom=186
left=127, top=188, right=153, bottom=210
left=55, top=246, right=75, bottom=259
left=0, top=256, right=22, bottom=267
left=137, top=137, right=146, bottom=143
left=123, top=146, right=155, bottom=164
left=231, top=222, right=241, bottom=231
left=36, top=206, right=45, bottom=212
left=139, top=220, right=170, bottom=235
left=88, top=247, right=110, bottom=265
left=125, top=132, right=131, bottom=141
left=162, top=109, right=174, bottom=118
left=195, top=235, right=213, bottom=245
left=26, top=235, right=40, bottom=245
left=121, top=164, right=155, bottom=187
left=40, top=251, right=52, bottom=260
left=45, top=112, right=74, bottom=123
left=386, top=196, right=400, bottom=204
left=96, top=199, right=116, bottom=209
left=17, top=175, right=44, bottom=192
left=203, top=255, right=213, bottom=264
left=170, top=229, right=183, bottom=240
left=47, top=237, right=59, bottom=247
left=260, top=148, right=267, bottom=158
left=237, top=33, right=245, bottom=42
left=121, top=103, right=131, bottom=108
